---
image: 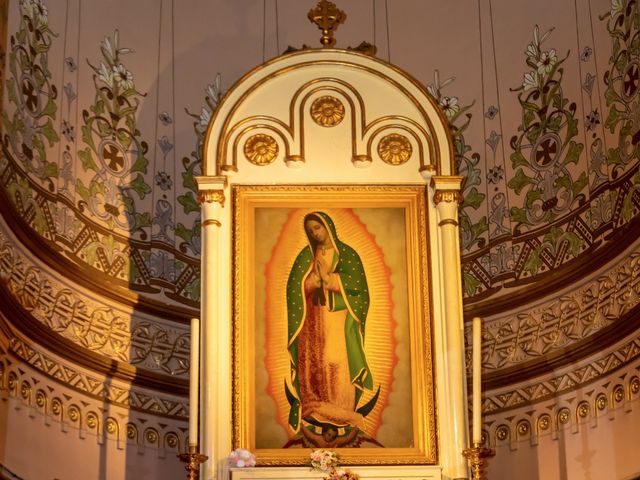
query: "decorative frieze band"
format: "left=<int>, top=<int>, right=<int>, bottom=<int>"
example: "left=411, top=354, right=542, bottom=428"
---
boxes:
left=469, top=248, right=640, bottom=371
left=0, top=230, right=191, bottom=377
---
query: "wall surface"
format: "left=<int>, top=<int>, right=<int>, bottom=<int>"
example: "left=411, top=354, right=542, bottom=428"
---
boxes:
left=0, top=0, right=639, bottom=479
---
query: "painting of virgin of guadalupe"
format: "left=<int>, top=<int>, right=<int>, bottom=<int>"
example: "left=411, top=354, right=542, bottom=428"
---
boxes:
left=254, top=205, right=420, bottom=452
left=284, top=212, right=379, bottom=446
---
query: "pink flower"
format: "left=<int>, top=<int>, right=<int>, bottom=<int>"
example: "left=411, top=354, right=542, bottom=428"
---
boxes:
left=228, top=448, right=256, bottom=468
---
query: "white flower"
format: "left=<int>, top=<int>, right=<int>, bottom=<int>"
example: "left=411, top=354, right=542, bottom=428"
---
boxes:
left=536, top=49, right=557, bottom=75
left=427, top=83, right=439, bottom=100
left=611, top=0, right=624, bottom=16
left=199, top=107, right=211, bottom=128
left=439, top=96, right=460, bottom=119
left=112, top=63, right=134, bottom=90
left=526, top=43, right=538, bottom=59
left=522, top=70, right=539, bottom=91
left=101, top=30, right=134, bottom=65
left=98, top=62, right=114, bottom=88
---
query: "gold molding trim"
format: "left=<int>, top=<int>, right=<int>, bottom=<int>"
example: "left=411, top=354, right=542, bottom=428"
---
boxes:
left=1, top=357, right=187, bottom=455
left=310, top=95, right=345, bottom=127
left=243, top=133, right=279, bottom=165
left=2, top=328, right=188, bottom=418
left=439, top=218, right=458, bottom=227
left=480, top=356, right=640, bottom=448
left=202, top=219, right=221, bottom=228
left=204, top=55, right=453, bottom=176
left=197, top=189, right=225, bottom=206
left=378, top=133, right=412, bottom=165
left=481, top=330, right=640, bottom=415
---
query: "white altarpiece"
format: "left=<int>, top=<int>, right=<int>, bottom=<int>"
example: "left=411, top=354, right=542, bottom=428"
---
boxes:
left=196, top=49, right=469, bottom=480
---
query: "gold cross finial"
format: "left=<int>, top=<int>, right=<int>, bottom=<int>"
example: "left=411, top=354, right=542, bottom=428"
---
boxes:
left=308, top=0, right=346, bottom=48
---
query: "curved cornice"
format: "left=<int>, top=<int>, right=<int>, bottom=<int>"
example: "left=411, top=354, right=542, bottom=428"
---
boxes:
left=0, top=174, right=198, bottom=321
left=464, top=214, right=640, bottom=317
left=479, top=302, right=640, bottom=392
left=0, top=286, right=188, bottom=397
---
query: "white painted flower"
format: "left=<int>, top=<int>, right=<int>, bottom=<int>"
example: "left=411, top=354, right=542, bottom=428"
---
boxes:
left=526, top=43, right=538, bottom=59
left=611, top=0, right=624, bottom=16
left=101, top=35, right=117, bottom=65
left=98, top=62, right=114, bottom=88
left=112, top=63, right=134, bottom=90
left=199, top=107, right=211, bottom=128
left=101, top=30, right=134, bottom=66
left=439, top=96, right=460, bottom=119
left=522, top=70, right=540, bottom=91
left=536, top=49, right=557, bottom=75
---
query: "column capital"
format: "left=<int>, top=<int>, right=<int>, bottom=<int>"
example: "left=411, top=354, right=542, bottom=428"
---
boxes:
left=197, top=189, right=225, bottom=206
left=431, top=175, right=464, bottom=205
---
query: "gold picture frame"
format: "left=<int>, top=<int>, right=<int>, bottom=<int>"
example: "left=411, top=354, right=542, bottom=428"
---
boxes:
left=232, top=184, right=436, bottom=466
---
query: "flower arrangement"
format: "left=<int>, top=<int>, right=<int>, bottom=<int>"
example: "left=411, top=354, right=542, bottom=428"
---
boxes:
left=310, top=449, right=359, bottom=480
left=228, top=448, right=256, bottom=468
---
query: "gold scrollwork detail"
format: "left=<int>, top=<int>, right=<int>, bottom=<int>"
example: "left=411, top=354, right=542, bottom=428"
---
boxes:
left=613, top=384, right=625, bottom=403
left=105, top=418, right=117, bottom=434
left=165, top=433, right=179, bottom=449
left=126, top=423, right=138, bottom=440
left=516, top=420, right=530, bottom=436
left=557, top=408, right=570, bottom=425
left=577, top=401, right=590, bottom=418
left=433, top=190, right=463, bottom=205
left=243, top=134, right=279, bottom=165
left=537, top=414, right=550, bottom=431
left=596, top=394, right=607, bottom=411
left=86, top=412, right=99, bottom=429
left=145, top=428, right=159, bottom=444
left=310, top=95, right=345, bottom=127
left=51, top=397, right=62, bottom=415
left=197, top=189, right=225, bottom=206
left=631, top=376, right=640, bottom=394
left=7, top=372, right=17, bottom=391
left=20, top=381, right=30, bottom=399
left=495, top=425, right=509, bottom=441
left=35, top=390, right=46, bottom=408
left=68, top=405, right=80, bottom=422
left=378, top=133, right=412, bottom=165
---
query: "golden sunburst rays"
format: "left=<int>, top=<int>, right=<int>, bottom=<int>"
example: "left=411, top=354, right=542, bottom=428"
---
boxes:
left=261, top=208, right=397, bottom=444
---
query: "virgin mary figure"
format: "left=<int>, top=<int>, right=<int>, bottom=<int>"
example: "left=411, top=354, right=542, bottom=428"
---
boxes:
left=285, top=211, right=374, bottom=437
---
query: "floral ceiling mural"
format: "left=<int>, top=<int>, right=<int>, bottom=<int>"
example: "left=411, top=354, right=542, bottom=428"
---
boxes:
left=0, top=0, right=638, bottom=312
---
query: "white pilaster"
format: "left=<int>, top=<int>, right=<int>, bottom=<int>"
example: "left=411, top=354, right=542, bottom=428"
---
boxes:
left=431, top=176, right=469, bottom=480
left=196, top=176, right=229, bottom=480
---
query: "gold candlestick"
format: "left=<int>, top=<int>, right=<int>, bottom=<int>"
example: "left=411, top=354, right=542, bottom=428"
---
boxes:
left=462, top=443, right=495, bottom=480
left=178, top=445, right=208, bottom=480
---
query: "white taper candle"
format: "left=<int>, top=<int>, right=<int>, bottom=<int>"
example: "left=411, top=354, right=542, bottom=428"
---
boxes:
left=472, top=316, right=482, bottom=445
left=189, top=316, right=200, bottom=447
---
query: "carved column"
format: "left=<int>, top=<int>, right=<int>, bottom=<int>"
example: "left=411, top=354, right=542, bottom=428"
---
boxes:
left=431, top=175, right=469, bottom=480
left=196, top=176, right=229, bottom=480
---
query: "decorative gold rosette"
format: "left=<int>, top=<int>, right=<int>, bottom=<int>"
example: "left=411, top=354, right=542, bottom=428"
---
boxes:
left=244, top=134, right=279, bottom=165
left=378, top=133, right=412, bottom=165
left=310, top=95, right=345, bottom=127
